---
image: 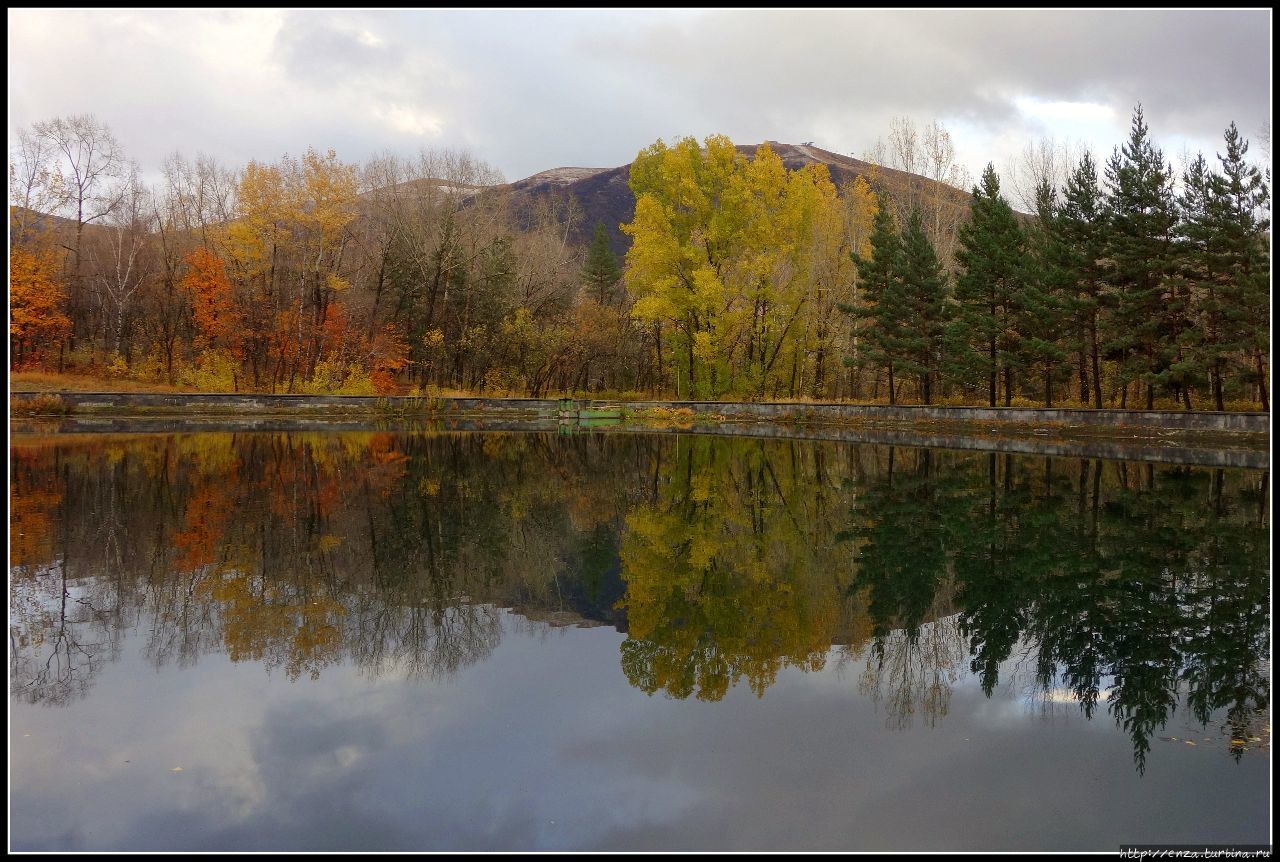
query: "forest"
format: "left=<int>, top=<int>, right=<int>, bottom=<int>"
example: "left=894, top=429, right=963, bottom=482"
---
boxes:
left=8, top=107, right=1270, bottom=410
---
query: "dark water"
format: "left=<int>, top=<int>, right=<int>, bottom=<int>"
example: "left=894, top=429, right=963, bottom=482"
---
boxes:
left=9, top=430, right=1271, bottom=851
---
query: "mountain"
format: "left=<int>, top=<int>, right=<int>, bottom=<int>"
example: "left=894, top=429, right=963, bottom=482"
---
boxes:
left=493, top=142, right=976, bottom=257
left=11, top=143, right=981, bottom=262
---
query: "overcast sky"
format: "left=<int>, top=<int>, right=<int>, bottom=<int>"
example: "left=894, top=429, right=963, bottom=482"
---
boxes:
left=7, top=9, right=1272, bottom=192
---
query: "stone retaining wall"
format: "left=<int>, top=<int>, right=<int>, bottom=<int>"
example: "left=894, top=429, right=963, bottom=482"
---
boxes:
left=611, top=400, right=1269, bottom=433
left=10, top=391, right=1269, bottom=434
left=12, top=415, right=1267, bottom=470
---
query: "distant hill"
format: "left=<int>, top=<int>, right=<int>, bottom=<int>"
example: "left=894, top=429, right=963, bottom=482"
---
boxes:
left=491, top=141, right=976, bottom=257
left=10, top=205, right=89, bottom=238
left=11, top=143, right=982, bottom=262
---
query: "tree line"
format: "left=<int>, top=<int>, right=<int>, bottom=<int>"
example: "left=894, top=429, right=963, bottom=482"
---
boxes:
left=10, top=116, right=641, bottom=395
left=625, top=108, right=1270, bottom=409
left=9, top=107, right=1270, bottom=408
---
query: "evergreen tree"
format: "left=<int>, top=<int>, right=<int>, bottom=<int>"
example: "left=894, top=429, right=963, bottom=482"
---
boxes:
left=842, top=196, right=904, bottom=403
left=895, top=207, right=949, bottom=404
left=1102, top=105, right=1181, bottom=409
left=1017, top=179, right=1073, bottom=407
left=582, top=222, right=623, bottom=305
left=1174, top=153, right=1221, bottom=407
left=949, top=164, right=1025, bottom=406
left=1207, top=122, right=1270, bottom=409
left=1058, top=151, right=1107, bottom=407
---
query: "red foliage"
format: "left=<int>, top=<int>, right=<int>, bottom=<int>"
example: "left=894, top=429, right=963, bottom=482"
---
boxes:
left=183, top=248, right=242, bottom=356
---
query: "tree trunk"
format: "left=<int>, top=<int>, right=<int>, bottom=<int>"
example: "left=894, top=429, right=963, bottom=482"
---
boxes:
left=1078, top=349, right=1088, bottom=404
left=988, top=337, right=997, bottom=407
left=1255, top=350, right=1269, bottom=411
left=686, top=323, right=696, bottom=399
left=1090, top=317, right=1103, bottom=408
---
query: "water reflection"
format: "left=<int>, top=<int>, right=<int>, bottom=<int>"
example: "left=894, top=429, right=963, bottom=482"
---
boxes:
left=9, top=431, right=1270, bottom=771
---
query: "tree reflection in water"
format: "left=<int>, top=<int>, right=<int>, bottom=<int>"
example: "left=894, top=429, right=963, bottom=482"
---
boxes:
left=9, top=431, right=1269, bottom=770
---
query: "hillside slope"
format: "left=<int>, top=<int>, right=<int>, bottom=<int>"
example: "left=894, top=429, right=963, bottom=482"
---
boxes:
left=493, top=141, right=975, bottom=256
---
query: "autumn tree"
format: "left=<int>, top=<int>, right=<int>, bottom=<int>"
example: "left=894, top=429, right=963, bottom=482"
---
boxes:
left=183, top=246, right=241, bottom=354
left=624, top=136, right=842, bottom=399
left=623, top=135, right=740, bottom=398
left=10, top=246, right=72, bottom=368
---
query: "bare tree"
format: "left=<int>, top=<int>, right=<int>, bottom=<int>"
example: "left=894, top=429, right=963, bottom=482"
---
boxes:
left=8, top=126, right=66, bottom=244
left=920, top=120, right=969, bottom=265
left=864, top=117, right=970, bottom=266
left=32, top=114, right=126, bottom=282
left=88, top=163, right=155, bottom=358
left=162, top=151, right=237, bottom=244
left=1005, top=135, right=1081, bottom=213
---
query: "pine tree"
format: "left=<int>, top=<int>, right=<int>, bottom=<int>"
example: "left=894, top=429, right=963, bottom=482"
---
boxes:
left=895, top=207, right=949, bottom=404
left=1058, top=152, right=1107, bottom=407
left=582, top=222, right=623, bottom=305
left=949, top=164, right=1025, bottom=406
left=841, top=196, right=903, bottom=403
left=1017, top=180, right=1072, bottom=407
left=1102, top=105, right=1181, bottom=409
left=1207, top=122, right=1270, bottom=410
left=1174, top=153, right=1221, bottom=408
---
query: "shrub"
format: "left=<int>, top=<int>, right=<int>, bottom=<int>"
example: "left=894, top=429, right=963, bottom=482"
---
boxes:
left=10, top=394, right=73, bottom=416
left=177, top=349, right=241, bottom=392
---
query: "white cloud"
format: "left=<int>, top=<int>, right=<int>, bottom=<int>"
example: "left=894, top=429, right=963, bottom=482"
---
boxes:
left=1016, top=98, right=1115, bottom=125
left=371, top=104, right=445, bottom=137
left=7, top=10, right=1270, bottom=184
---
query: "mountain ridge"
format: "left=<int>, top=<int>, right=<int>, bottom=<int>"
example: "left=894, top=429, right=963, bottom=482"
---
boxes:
left=494, top=140, right=976, bottom=256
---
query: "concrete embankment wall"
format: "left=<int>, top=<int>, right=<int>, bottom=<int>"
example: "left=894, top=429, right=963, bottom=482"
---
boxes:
left=14, top=414, right=1266, bottom=470
left=10, top=391, right=1270, bottom=434
left=644, top=420, right=1269, bottom=469
left=11, top=391, right=562, bottom=417
left=615, top=400, right=1270, bottom=433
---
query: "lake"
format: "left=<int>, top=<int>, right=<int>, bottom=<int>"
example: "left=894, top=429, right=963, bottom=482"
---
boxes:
left=8, top=429, right=1271, bottom=851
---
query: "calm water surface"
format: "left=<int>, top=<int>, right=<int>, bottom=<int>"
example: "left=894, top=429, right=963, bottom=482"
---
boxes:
left=9, top=430, right=1271, bottom=851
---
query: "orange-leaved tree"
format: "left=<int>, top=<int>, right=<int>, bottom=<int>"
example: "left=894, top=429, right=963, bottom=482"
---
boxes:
left=10, top=246, right=71, bottom=369
left=366, top=323, right=411, bottom=394
left=183, top=247, right=242, bottom=357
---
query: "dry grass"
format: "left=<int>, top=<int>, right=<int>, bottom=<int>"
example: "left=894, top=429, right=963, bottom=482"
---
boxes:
left=10, top=393, right=74, bottom=416
left=10, top=371, right=194, bottom=393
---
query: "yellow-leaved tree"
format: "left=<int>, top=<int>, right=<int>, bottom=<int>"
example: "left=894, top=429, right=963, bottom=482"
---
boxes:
left=622, top=136, right=844, bottom=399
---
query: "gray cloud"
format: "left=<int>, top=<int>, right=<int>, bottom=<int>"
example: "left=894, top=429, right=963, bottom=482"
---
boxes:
left=7, top=10, right=1271, bottom=187
left=273, top=13, right=408, bottom=87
